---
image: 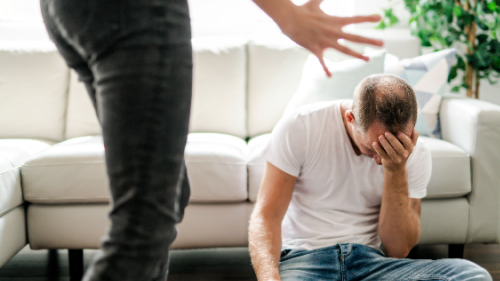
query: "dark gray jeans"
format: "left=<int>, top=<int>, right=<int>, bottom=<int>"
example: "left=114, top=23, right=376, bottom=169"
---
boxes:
left=40, top=1, right=192, bottom=280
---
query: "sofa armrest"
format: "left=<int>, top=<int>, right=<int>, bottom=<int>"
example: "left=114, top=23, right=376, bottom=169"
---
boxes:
left=440, top=97, right=500, bottom=243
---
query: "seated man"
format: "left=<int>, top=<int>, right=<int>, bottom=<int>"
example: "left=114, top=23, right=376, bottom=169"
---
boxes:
left=248, top=74, right=491, bottom=281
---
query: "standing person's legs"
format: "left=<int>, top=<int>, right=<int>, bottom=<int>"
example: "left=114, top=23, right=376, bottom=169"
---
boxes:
left=40, top=0, right=192, bottom=280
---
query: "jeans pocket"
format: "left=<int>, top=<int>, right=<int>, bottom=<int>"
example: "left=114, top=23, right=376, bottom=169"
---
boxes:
left=281, top=249, right=291, bottom=258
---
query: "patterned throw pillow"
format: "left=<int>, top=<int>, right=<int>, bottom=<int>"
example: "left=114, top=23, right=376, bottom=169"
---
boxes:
left=384, top=49, right=456, bottom=138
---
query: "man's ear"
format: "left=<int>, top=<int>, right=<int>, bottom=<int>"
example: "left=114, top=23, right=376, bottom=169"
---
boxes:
left=345, top=110, right=355, bottom=124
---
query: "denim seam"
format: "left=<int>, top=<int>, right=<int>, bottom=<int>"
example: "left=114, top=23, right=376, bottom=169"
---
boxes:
left=279, top=246, right=336, bottom=262
left=375, top=275, right=449, bottom=281
left=338, top=244, right=345, bottom=281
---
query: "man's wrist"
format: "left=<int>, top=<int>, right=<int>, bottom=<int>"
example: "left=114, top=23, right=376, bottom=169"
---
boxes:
left=384, top=166, right=406, bottom=177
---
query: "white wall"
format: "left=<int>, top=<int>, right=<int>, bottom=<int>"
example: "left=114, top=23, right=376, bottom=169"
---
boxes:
left=188, top=0, right=354, bottom=37
left=0, top=0, right=498, bottom=105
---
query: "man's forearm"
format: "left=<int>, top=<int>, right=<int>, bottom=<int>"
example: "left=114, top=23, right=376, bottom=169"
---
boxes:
left=249, top=210, right=283, bottom=281
left=378, top=168, right=420, bottom=258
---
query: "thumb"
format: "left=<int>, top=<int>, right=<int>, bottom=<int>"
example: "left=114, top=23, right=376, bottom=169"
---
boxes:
left=309, top=0, right=324, bottom=5
left=306, top=0, right=324, bottom=8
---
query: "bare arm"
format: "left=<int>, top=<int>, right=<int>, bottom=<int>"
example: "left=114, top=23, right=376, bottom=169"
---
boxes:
left=252, top=0, right=383, bottom=77
left=378, top=172, right=421, bottom=258
left=249, top=162, right=297, bottom=281
left=373, top=129, right=422, bottom=258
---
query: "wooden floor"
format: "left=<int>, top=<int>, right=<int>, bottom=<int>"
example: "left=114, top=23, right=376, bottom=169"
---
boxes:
left=0, top=244, right=499, bottom=281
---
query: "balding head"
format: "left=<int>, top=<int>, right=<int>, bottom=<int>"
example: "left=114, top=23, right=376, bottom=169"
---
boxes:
left=352, top=74, right=418, bottom=134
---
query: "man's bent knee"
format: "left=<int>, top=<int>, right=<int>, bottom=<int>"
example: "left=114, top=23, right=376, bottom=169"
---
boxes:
left=443, top=259, right=492, bottom=281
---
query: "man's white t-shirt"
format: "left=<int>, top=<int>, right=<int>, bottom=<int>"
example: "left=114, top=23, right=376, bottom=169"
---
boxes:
left=263, top=100, right=432, bottom=251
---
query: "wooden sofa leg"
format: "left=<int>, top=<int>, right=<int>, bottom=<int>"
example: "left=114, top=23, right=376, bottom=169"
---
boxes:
left=448, top=244, right=465, bottom=259
left=69, top=249, right=84, bottom=281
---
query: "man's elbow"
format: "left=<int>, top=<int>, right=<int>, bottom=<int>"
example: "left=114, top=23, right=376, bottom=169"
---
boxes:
left=384, top=245, right=411, bottom=258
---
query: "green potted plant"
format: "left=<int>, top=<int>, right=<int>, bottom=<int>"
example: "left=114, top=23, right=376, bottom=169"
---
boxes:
left=378, top=0, right=500, bottom=98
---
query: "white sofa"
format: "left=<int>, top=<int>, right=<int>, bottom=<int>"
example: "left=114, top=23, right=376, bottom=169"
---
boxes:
left=1, top=32, right=500, bottom=278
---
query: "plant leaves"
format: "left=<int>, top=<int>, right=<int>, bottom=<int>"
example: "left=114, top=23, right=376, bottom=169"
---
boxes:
left=376, top=0, right=500, bottom=93
left=475, top=14, right=490, bottom=30
left=448, top=65, right=459, bottom=81
left=457, top=55, right=466, bottom=70
left=488, top=1, right=497, bottom=11
left=477, top=34, right=489, bottom=43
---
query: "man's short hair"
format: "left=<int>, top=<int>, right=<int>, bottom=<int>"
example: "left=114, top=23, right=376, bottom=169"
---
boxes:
left=352, top=74, right=418, bottom=134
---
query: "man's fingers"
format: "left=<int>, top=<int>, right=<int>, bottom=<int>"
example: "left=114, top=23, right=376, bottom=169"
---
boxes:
left=372, top=142, right=388, bottom=159
left=397, top=132, right=413, bottom=152
left=384, top=132, right=406, bottom=156
left=340, top=32, right=383, bottom=46
left=316, top=54, right=332, bottom=77
left=379, top=135, right=399, bottom=160
left=337, top=14, right=382, bottom=26
left=330, top=42, right=369, bottom=61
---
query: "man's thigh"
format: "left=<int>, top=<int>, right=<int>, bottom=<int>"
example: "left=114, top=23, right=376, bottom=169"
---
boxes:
left=346, top=245, right=492, bottom=281
left=279, top=246, right=342, bottom=281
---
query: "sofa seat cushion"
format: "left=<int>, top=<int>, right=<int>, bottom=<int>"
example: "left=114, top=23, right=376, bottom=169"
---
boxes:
left=421, top=136, right=471, bottom=199
left=247, top=134, right=270, bottom=202
left=22, top=133, right=248, bottom=204
left=0, top=139, right=54, bottom=167
left=247, top=135, right=471, bottom=202
left=185, top=133, right=248, bottom=202
left=0, top=157, right=20, bottom=217
left=0, top=139, right=53, bottom=216
left=0, top=206, right=27, bottom=267
left=22, top=136, right=109, bottom=204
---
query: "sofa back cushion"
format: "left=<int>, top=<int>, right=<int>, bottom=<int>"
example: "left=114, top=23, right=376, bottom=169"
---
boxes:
left=0, top=42, right=68, bottom=142
left=247, top=35, right=310, bottom=138
left=65, top=36, right=249, bottom=140
left=64, top=34, right=422, bottom=140
left=189, top=37, right=248, bottom=139
left=65, top=70, right=102, bottom=139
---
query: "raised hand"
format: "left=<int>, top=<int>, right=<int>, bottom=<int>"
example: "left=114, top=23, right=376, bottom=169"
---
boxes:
left=253, top=0, right=383, bottom=77
left=372, top=128, right=419, bottom=173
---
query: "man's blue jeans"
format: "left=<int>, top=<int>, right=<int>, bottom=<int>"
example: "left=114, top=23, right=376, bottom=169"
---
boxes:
left=40, top=0, right=192, bottom=280
left=280, top=243, right=492, bottom=281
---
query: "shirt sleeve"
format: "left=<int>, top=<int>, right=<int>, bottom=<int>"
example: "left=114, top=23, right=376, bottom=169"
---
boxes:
left=263, top=111, right=308, bottom=177
left=405, top=138, right=432, bottom=199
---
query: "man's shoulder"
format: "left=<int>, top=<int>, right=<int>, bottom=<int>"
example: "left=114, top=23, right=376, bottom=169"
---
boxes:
left=292, top=100, right=347, bottom=120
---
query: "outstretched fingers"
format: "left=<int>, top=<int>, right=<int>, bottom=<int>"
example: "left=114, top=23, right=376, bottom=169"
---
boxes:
left=340, top=32, right=383, bottom=46
left=315, top=54, right=332, bottom=77
left=329, top=41, right=369, bottom=61
left=337, top=14, right=382, bottom=26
